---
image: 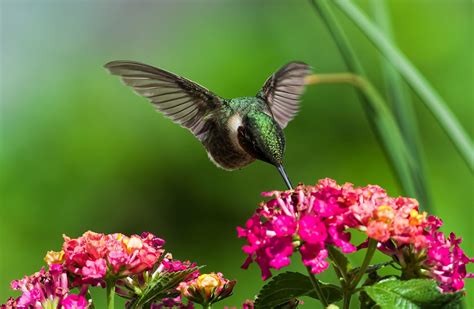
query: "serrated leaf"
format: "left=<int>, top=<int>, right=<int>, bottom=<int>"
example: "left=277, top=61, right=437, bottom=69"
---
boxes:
left=129, top=266, right=201, bottom=308
left=364, top=278, right=463, bottom=309
left=274, top=298, right=300, bottom=309
left=254, top=272, right=342, bottom=309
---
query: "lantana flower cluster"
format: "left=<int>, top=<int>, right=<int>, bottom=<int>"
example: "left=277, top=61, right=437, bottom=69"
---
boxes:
left=62, top=231, right=165, bottom=286
left=2, top=231, right=236, bottom=309
left=3, top=264, right=88, bottom=309
left=237, top=178, right=473, bottom=292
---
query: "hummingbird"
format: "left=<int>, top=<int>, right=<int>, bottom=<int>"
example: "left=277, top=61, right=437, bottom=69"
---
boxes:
left=104, top=60, right=310, bottom=189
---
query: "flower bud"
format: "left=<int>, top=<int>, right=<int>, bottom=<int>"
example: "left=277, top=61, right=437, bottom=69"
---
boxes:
left=178, top=272, right=236, bottom=306
left=44, top=250, right=65, bottom=265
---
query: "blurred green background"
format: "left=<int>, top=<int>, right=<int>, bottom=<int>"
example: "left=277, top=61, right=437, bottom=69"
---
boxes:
left=1, top=0, right=472, bottom=307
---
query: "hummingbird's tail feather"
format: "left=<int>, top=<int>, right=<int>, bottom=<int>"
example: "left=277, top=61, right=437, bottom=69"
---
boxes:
left=276, top=165, right=293, bottom=190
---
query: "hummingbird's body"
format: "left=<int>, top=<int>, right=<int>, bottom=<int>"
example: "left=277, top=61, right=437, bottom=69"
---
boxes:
left=204, top=97, right=284, bottom=170
left=105, top=60, right=310, bottom=188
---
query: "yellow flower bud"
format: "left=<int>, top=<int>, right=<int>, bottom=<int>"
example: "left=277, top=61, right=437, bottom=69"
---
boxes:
left=196, top=273, right=221, bottom=297
left=44, top=250, right=65, bottom=265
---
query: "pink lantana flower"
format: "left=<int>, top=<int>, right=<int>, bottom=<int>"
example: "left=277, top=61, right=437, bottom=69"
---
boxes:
left=238, top=179, right=360, bottom=279
left=426, top=228, right=474, bottom=292
left=0, top=298, right=17, bottom=309
left=81, top=259, right=107, bottom=280
left=62, top=294, right=89, bottom=309
left=376, top=216, right=474, bottom=293
left=238, top=178, right=473, bottom=291
left=62, top=231, right=165, bottom=285
left=6, top=264, right=89, bottom=309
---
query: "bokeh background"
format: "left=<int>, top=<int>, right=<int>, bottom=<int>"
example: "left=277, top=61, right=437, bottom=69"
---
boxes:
left=1, top=0, right=472, bottom=307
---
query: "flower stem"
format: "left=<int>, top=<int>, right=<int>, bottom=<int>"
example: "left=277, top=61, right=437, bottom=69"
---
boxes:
left=202, top=305, right=212, bottom=309
left=334, top=0, right=473, bottom=169
left=350, top=238, right=378, bottom=290
left=308, top=0, right=434, bottom=213
left=305, top=266, right=329, bottom=307
left=106, top=279, right=115, bottom=309
left=306, top=72, right=422, bottom=205
left=343, top=291, right=351, bottom=309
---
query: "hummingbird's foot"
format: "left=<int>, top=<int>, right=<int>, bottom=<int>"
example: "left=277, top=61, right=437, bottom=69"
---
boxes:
left=276, top=165, right=293, bottom=190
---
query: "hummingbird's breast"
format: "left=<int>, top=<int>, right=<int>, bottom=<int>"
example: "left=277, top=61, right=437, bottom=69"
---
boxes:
left=201, top=98, right=258, bottom=170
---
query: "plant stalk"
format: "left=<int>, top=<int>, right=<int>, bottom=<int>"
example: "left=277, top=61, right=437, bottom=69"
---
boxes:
left=308, top=0, right=432, bottom=212
left=305, top=266, right=329, bottom=307
left=106, top=279, right=115, bottom=309
left=343, top=290, right=351, bottom=309
left=350, top=238, right=378, bottom=290
left=327, top=248, right=350, bottom=309
left=306, top=72, right=423, bottom=207
left=370, top=0, right=431, bottom=210
left=333, top=0, right=473, bottom=170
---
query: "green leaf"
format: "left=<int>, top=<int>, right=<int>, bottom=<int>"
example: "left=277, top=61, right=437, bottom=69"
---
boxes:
left=129, top=266, right=201, bottom=308
left=327, top=246, right=351, bottom=277
left=274, top=298, right=301, bottom=309
left=333, top=0, right=473, bottom=170
left=364, top=278, right=463, bottom=309
left=254, top=272, right=342, bottom=309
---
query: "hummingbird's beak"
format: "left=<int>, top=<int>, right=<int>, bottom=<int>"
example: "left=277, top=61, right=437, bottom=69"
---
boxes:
left=276, top=164, right=293, bottom=190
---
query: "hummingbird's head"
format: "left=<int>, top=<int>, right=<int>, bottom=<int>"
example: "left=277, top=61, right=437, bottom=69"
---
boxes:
left=237, top=112, right=285, bottom=167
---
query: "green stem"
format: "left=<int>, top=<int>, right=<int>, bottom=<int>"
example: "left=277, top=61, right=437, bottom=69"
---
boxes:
left=306, top=72, right=420, bottom=206
left=343, top=290, right=351, bottom=309
left=370, top=0, right=431, bottom=210
left=350, top=238, right=378, bottom=290
left=327, top=250, right=350, bottom=309
left=305, top=266, right=329, bottom=307
left=333, top=0, right=473, bottom=170
left=106, top=279, right=115, bottom=309
left=202, top=305, right=212, bottom=309
left=308, top=0, right=432, bottom=213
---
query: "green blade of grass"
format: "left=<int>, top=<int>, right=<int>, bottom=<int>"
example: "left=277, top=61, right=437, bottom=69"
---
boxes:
left=308, top=0, right=426, bottom=209
left=370, top=0, right=431, bottom=208
left=307, top=73, right=420, bottom=204
left=333, top=0, right=473, bottom=170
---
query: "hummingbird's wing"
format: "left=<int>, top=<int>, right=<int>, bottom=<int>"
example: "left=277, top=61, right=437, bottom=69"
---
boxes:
left=104, top=61, right=221, bottom=141
left=258, top=62, right=311, bottom=129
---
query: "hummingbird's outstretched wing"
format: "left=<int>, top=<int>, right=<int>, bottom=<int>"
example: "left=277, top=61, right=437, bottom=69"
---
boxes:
left=104, top=61, right=221, bottom=141
left=258, top=62, right=311, bottom=129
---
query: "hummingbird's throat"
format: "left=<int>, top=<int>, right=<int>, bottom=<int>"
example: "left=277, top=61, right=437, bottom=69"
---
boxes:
left=227, top=114, right=244, bottom=151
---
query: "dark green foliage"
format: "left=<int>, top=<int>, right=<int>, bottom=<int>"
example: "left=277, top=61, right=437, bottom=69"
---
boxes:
left=327, top=246, right=351, bottom=278
left=363, top=278, right=463, bottom=309
left=254, top=272, right=342, bottom=309
left=128, top=267, right=201, bottom=308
